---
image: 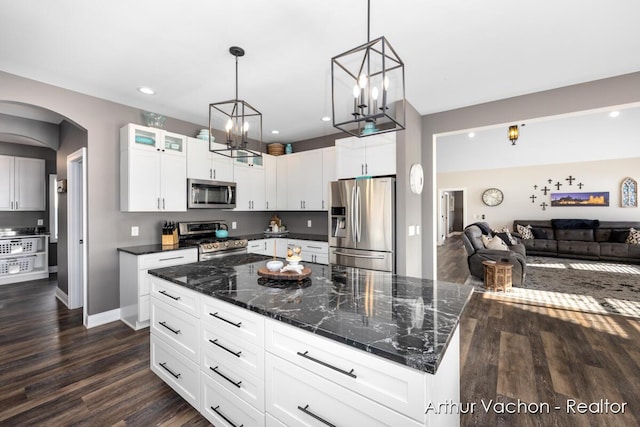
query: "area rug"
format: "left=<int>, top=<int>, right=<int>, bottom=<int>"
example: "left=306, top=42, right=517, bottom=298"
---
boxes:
left=464, top=256, right=640, bottom=318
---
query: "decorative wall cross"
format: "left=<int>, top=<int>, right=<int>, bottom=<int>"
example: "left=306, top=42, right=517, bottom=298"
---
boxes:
left=548, top=179, right=553, bottom=184
left=540, top=202, right=548, bottom=211
left=530, top=194, right=537, bottom=203
left=541, top=186, right=550, bottom=195
left=533, top=185, right=538, bottom=190
left=578, top=182, right=584, bottom=189
left=555, top=181, right=563, bottom=190
left=566, top=175, right=576, bottom=185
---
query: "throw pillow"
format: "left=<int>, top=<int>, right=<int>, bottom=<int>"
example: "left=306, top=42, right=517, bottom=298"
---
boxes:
left=626, top=228, right=640, bottom=245
left=492, top=226, right=517, bottom=246
left=531, top=227, right=548, bottom=239
left=482, top=234, right=509, bottom=251
left=517, top=224, right=534, bottom=240
left=609, top=229, right=630, bottom=243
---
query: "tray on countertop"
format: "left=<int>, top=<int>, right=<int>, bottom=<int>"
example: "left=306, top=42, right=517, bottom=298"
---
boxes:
left=257, top=267, right=311, bottom=281
left=263, top=230, right=289, bottom=237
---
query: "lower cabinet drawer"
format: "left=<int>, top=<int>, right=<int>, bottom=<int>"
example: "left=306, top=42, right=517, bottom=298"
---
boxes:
left=265, top=354, right=421, bottom=427
left=151, top=297, right=199, bottom=363
left=150, top=335, right=200, bottom=409
left=201, top=296, right=264, bottom=347
left=150, top=276, right=200, bottom=316
left=266, top=413, right=287, bottom=427
left=265, top=319, right=425, bottom=420
left=201, top=373, right=265, bottom=427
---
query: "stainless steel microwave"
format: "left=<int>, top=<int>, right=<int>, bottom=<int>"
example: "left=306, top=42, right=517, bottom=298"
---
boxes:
left=187, top=179, right=236, bottom=209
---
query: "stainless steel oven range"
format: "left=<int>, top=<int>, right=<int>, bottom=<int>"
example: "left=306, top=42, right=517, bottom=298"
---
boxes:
left=177, top=221, right=248, bottom=261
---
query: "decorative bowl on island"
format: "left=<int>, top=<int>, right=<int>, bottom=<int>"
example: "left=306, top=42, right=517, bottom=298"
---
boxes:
left=286, top=255, right=302, bottom=265
left=266, top=260, right=284, bottom=272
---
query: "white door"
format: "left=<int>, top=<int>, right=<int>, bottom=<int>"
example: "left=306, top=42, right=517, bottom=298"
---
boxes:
left=264, top=154, right=277, bottom=211
left=335, top=137, right=363, bottom=179
left=364, top=133, right=396, bottom=177
left=67, top=148, right=88, bottom=325
left=160, top=152, right=187, bottom=211
left=321, top=146, right=336, bottom=211
left=186, top=137, right=211, bottom=180
left=210, top=143, right=234, bottom=181
left=128, top=149, right=161, bottom=211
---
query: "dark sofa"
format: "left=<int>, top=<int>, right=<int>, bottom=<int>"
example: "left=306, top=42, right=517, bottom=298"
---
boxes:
left=461, top=222, right=527, bottom=286
left=513, top=219, right=640, bottom=263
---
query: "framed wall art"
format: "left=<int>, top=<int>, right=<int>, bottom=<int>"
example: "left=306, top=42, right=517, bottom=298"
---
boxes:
left=621, top=177, right=637, bottom=207
left=550, top=192, right=609, bottom=207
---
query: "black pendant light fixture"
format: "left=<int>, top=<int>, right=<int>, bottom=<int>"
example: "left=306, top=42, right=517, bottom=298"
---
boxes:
left=508, top=125, right=519, bottom=145
left=209, top=46, right=263, bottom=158
left=331, top=0, right=406, bottom=137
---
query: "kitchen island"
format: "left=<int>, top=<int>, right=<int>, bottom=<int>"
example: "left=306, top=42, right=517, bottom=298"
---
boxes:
left=148, top=253, right=473, bottom=426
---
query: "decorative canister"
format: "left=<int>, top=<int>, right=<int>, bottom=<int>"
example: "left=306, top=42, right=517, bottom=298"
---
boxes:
left=285, top=143, right=293, bottom=154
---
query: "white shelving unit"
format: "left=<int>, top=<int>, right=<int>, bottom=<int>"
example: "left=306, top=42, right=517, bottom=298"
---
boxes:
left=0, top=234, right=49, bottom=285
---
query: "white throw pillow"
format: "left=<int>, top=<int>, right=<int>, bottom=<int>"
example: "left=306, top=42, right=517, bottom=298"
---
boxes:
left=626, top=228, right=640, bottom=245
left=482, top=234, right=509, bottom=251
left=517, top=224, right=534, bottom=240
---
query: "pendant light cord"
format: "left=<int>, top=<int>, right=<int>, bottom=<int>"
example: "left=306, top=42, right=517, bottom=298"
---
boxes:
left=367, top=0, right=370, bottom=42
left=235, top=54, right=239, bottom=100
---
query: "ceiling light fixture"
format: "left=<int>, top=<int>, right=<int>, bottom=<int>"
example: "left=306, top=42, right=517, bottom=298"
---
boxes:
left=468, top=132, right=475, bottom=138
left=331, top=0, right=405, bottom=137
left=138, top=87, right=155, bottom=95
left=271, top=130, right=280, bottom=135
left=508, top=125, right=519, bottom=145
left=321, top=116, right=331, bottom=122
left=609, top=111, right=620, bottom=118
left=209, top=46, right=262, bottom=159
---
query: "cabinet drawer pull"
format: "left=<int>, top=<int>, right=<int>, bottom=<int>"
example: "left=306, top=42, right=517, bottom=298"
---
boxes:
left=158, top=256, right=184, bottom=262
left=209, top=339, right=242, bottom=357
left=158, top=321, right=180, bottom=335
left=159, top=290, right=181, bottom=301
left=211, top=405, right=244, bottom=427
left=296, top=351, right=357, bottom=378
left=210, top=366, right=242, bottom=388
left=209, top=312, right=242, bottom=328
left=297, top=404, right=336, bottom=427
left=307, top=245, right=323, bottom=249
left=159, top=362, right=181, bottom=379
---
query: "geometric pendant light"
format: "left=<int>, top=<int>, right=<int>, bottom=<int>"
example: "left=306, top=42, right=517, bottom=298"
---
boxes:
left=331, top=0, right=406, bottom=137
left=209, top=46, right=263, bottom=158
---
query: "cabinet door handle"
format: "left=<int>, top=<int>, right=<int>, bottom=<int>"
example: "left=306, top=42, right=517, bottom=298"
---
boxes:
left=209, top=312, right=242, bottom=328
left=157, top=198, right=160, bottom=209
left=297, top=404, right=336, bottom=427
left=307, top=245, right=322, bottom=250
left=159, top=290, right=181, bottom=301
left=322, top=200, right=324, bottom=210
left=10, top=201, right=13, bottom=210
left=162, top=198, right=165, bottom=210
left=361, top=164, right=364, bottom=175
left=158, top=321, right=180, bottom=335
left=266, top=201, right=269, bottom=209
left=365, top=163, right=368, bottom=174
left=210, top=366, right=242, bottom=388
left=159, top=362, right=181, bottom=379
left=211, top=405, right=243, bottom=427
left=209, top=339, right=242, bottom=358
left=159, top=256, right=184, bottom=262
left=210, top=169, right=212, bottom=179
left=296, top=351, right=357, bottom=378
left=213, top=169, right=216, bottom=180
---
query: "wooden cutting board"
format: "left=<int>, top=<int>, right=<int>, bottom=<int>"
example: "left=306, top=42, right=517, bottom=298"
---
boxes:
left=257, top=267, right=311, bottom=281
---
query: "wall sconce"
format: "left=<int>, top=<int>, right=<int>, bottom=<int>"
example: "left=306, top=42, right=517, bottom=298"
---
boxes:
left=508, top=125, right=519, bottom=145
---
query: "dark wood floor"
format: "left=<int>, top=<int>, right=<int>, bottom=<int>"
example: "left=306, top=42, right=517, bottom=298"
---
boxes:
left=3, top=256, right=640, bottom=426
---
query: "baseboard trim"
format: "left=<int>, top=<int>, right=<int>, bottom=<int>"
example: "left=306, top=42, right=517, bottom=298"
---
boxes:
left=86, top=308, right=121, bottom=329
left=55, top=287, right=69, bottom=307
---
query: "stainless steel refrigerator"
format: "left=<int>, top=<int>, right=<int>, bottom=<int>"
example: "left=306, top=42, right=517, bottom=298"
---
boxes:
left=328, top=177, right=395, bottom=272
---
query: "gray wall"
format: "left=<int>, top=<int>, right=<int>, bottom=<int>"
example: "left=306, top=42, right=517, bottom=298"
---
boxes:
left=422, top=71, right=640, bottom=279
left=395, top=101, right=422, bottom=277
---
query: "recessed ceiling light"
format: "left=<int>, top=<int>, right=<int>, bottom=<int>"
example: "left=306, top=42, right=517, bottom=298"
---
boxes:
left=271, top=130, right=280, bottom=135
left=138, top=87, right=155, bottom=95
left=468, top=132, right=475, bottom=138
left=609, top=111, right=620, bottom=118
left=321, top=116, right=331, bottom=122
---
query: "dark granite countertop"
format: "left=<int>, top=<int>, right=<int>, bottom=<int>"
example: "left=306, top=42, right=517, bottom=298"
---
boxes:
left=148, top=253, right=473, bottom=374
left=239, top=233, right=328, bottom=242
left=117, top=243, right=198, bottom=256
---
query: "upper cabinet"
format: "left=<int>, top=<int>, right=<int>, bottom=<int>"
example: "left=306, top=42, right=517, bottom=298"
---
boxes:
left=0, top=155, right=45, bottom=211
left=120, top=124, right=187, bottom=212
left=234, top=158, right=266, bottom=211
left=286, top=150, right=323, bottom=210
left=335, top=133, right=396, bottom=179
left=264, top=154, right=277, bottom=211
left=321, top=146, right=336, bottom=211
left=186, top=137, right=234, bottom=182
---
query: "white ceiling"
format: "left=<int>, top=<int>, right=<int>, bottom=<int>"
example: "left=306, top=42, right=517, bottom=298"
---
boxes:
left=1, top=0, right=639, bottom=143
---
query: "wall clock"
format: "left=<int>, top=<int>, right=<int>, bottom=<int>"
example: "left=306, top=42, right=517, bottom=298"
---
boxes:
left=409, top=163, right=424, bottom=195
left=482, top=188, right=504, bottom=206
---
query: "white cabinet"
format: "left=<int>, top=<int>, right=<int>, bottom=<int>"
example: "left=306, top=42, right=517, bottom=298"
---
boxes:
left=335, top=133, right=396, bottom=179
left=120, top=124, right=187, bottom=212
left=0, top=235, right=49, bottom=285
left=287, top=239, right=328, bottom=265
left=186, top=137, right=234, bottom=182
left=275, top=156, right=288, bottom=210
left=234, top=164, right=266, bottom=210
left=247, top=238, right=275, bottom=256
left=264, top=154, right=277, bottom=211
left=285, top=150, right=323, bottom=210
left=119, top=248, right=197, bottom=330
left=0, top=155, right=45, bottom=211
left=321, top=146, right=336, bottom=211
